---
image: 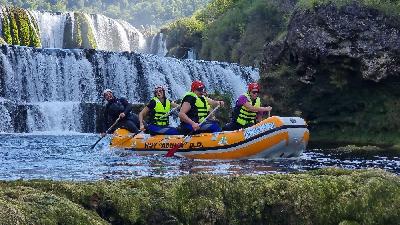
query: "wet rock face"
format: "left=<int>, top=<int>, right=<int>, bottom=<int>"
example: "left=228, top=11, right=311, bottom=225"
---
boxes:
left=265, top=2, right=400, bottom=82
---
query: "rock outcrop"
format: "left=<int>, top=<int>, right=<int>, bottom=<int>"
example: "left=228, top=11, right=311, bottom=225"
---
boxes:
left=264, top=2, right=400, bottom=82
left=262, top=2, right=400, bottom=145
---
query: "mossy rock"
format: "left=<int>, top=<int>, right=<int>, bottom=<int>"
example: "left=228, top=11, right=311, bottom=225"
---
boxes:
left=1, top=169, right=399, bottom=225
left=0, top=6, right=41, bottom=47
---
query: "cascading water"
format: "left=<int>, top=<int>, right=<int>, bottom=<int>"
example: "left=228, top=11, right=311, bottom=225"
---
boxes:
left=0, top=102, right=12, bottom=133
left=88, top=14, right=146, bottom=52
left=187, top=48, right=196, bottom=59
left=19, top=9, right=146, bottom=52
left=149, top=32, right=168, bottom=57
left=30, top=11, right=69, bottom=49
left=0, top=45, right=259, bottom=133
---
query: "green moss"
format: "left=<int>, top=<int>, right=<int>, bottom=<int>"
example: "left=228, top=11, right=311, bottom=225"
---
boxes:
left=27, top=11, right=41, bottom=47
left=15, top=8, right=32, bottom=46
left=0, top=184, right=107, bottom=225
left=0, top=6, right=41, bottom=47
left=71, top=12, right=97, bottom=49
left=1, top=8, right=13, bottom=44
left=74, top=12, right=84, bottom=48
left=1, top=169, right=399, bottom=225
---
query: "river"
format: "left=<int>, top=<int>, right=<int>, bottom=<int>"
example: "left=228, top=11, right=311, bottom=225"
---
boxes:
left=0, top=133, right=399, bottom=181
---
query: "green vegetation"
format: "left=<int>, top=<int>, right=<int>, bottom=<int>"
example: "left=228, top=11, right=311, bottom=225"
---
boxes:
left=1, top=6, right=96, bottom=48
left=265, top=57, right=400, bottom=146
left=0, top=169, right=399, bottom=224
left=73, top=12, right=97, bottom=49
left=165, top=17, right=205, bottom=58
left=297, top=0, right=400, bottom=16
left=0, top=7, right=41, bottom=47
left=208, top=91, right=233, bottom=125
left=165, top=0, right=291, bottom=66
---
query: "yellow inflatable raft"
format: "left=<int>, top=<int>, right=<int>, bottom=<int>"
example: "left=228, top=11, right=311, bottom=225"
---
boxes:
left=110, top=116, right=309, bottom=160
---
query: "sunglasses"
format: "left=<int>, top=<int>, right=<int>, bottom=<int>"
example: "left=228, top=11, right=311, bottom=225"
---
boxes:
left=251, top=91, right=259, bottom=94
left=155, top=89, right=164, bottom=93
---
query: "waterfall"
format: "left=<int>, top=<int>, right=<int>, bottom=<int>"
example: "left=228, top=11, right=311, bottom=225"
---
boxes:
left=26, top=102, right=82, bottom=132
left=0, top=102, right=12, bottom=133
left=10, top=9, right=147, bottom=52
left=30, top=11, right=69, bottom=49
left=149, top=32, right=168, bottom=57
left=0, top=45, right=258, bottom=133
left=88, top=14, right=146, bottom=52
left=187, top=48, right=196, bottom=59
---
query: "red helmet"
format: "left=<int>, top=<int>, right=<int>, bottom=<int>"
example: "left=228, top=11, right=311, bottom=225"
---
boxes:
left=191, top=80, right=205, bottom=92
left=248, top=82, right=260, bottom=92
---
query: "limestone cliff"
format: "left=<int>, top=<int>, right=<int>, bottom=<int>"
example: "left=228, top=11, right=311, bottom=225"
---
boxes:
left=262, top=2, right=400, bottom=145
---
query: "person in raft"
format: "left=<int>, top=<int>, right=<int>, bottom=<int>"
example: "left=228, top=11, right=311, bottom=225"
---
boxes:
left=223, top=82, right=272, bottom=131
left=138, top=85, right=180, bottom=135
left=178, top=80, right=224, bottom=135
left=101, top=89, right=140, bottom=137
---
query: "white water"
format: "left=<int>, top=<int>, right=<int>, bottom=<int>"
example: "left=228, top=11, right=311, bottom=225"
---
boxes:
left=26, top=101, right=83, bottom=132
left=88, top=14, right=146, bottom=52
left=30, top=11, right=69, bottom=49
left=28, top=10, right=146, bottom=52
left=0, top=45, right=259, bottom=133
left=149, top=32, right=168, bottom=56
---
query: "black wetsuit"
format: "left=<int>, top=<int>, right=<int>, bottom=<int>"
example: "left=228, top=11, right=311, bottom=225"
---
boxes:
left=103, top=97, right=139, bottom=134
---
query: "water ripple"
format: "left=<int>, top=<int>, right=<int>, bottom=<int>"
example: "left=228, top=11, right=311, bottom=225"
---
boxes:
left=0, top=134, right=398, bottom=181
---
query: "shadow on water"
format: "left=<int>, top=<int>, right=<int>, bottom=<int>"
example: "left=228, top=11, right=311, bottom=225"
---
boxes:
left=0, top=134, right=399, bottom=181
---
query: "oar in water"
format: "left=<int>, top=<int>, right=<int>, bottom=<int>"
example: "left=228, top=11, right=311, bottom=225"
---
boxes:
left=165, top=105, right=220, bottom=157
left=91, top=117, right=120, bottom=149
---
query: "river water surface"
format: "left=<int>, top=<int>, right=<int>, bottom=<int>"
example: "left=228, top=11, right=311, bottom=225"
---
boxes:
left=0, top=134, right=399, bottom=181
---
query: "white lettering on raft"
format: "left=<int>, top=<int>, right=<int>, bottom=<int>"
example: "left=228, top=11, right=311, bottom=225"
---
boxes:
left=244, top=122, right=275, bottom=139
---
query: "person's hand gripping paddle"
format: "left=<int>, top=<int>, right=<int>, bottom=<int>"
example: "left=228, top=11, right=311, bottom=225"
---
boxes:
left=165, top=105, right=220, bottom=157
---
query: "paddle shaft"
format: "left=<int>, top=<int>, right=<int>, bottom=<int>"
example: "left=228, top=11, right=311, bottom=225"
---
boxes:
left=165, top=105, right=220, bottom=157
left=91, top=117, right=120, bottom=149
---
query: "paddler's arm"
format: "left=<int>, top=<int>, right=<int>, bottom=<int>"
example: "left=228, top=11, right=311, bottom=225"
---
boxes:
left=243, top=101, right=272, bottom=113
left=138, top=106, right=150, bottom=131
left=119, top=97, right=132, bottom=118
left=178, top=101, right=200, bottom=131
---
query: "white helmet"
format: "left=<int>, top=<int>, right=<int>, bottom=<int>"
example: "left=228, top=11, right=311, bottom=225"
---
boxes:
left=103, top=89, right=113, bottom=96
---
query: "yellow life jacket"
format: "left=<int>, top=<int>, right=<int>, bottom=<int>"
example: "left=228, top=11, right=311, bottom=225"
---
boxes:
left=184, top=92, right=210, bottom=123
left=152, top=97, right=171, bottom=126
left=236, top=93, right=261, bottom=126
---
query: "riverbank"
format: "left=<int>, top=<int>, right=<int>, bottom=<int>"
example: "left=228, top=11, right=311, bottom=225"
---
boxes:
left=1, top=169, right=398, bottom=225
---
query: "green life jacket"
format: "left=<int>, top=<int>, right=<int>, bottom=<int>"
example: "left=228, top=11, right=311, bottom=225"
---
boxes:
left=184, top=92, right=210, bottom=123
left=151, top=97, right=171, bottom=126
left=236, top=93, right=261, bottom=126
